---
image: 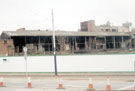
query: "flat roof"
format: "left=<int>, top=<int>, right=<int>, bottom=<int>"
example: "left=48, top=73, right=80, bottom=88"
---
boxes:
left=1, top=30, right=130, bottom=37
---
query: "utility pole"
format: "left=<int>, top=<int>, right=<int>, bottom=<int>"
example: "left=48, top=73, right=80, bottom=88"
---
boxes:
left=52, top=9, right=58, bottom=76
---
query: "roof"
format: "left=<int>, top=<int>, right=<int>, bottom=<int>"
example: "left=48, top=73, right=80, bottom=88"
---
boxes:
left=1, top=30, right=130, bottom=37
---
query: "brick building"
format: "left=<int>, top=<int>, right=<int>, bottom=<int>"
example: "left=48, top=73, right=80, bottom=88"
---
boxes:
left=0, top=39, right=14, bottom=56
left=80, top=20, right=131, bottom=32
left=80, top=20, right=96, bottom=32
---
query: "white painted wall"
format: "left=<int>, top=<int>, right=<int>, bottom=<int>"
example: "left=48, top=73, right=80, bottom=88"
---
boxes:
left=0, top=54, right=134, bottom=72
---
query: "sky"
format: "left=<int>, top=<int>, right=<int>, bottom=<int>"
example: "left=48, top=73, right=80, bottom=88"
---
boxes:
left=0, top=0, right=135, bottom=34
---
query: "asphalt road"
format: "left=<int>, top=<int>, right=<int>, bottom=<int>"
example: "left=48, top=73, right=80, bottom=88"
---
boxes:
left=0, top=75, right=134, bottom=91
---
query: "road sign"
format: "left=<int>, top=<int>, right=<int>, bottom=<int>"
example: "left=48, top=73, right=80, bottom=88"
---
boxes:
left=23, top=47, right=27, bottom=53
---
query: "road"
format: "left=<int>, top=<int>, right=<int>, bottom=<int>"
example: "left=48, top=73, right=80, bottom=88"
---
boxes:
left=0, top=74, right=134, bottom=91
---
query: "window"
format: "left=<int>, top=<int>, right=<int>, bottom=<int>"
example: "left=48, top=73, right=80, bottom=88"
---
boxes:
left=105, top=29, right=110, bottom=32
left=112, top=29, right=117, bottom=32
left=4, top=40, right=7, bottom=44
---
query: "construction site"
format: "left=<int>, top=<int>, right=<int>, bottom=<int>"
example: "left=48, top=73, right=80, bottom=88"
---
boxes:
left=0, top=20, right=135, bottom=56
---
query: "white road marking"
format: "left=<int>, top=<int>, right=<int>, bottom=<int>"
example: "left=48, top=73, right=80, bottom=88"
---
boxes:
left=117, top=85, right=134, bottom=90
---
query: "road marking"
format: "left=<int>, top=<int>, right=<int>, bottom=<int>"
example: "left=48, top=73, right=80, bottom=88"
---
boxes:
left=117, top=85, right=134, bottom=90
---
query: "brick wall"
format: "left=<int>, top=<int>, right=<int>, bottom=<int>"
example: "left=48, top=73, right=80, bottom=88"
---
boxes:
left=80, top=20, right=96, bottom=32
left=0, top=39, right=14, bottom=56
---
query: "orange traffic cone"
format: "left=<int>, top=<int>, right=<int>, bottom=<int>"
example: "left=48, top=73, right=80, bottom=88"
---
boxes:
left=106, top=75, right=111, bottom=91
left=0, top=74, right=4, bottom=87
left=88, top=74, right=94, bottom=89
left=27, top=74, right=32, bottom=88
left=58, top=75, right=64, bottom=89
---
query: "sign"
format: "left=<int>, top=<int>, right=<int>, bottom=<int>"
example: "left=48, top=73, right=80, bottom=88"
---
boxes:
left=2, top=58, right=9, bottom=63
left=23, top=47, right=27, bottom=53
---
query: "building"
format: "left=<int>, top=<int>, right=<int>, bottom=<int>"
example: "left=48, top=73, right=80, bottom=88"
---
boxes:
left=80, top=20, right=131, bottom=32
left=80, top=20, right=96, bottom=32
left=0, top=30, right=132, bottom=55
left=0, top=20, right=134, bottom=56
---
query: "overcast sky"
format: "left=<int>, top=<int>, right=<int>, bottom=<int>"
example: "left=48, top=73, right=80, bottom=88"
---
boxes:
left=0, top=0, right=135, bottom=33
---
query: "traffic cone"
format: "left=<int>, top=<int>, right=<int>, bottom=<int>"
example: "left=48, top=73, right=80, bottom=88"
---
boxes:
left=106, top=75, right=111, bottom=91
left=27, top=74, right=32, bottom=88
left=58, top=75, right=64, bottom=89
left=0, top=74, right=4, bottom=87
left=88, top=74, right=94, bottom=89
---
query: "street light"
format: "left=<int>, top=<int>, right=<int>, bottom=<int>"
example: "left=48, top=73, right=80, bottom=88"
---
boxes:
left=52, top=10, right=58, bottom=76
left=23, top=47, right=28, bottom=78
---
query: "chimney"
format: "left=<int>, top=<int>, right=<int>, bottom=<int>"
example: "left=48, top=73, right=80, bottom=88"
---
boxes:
left=16, top=28, right=25, bottom=31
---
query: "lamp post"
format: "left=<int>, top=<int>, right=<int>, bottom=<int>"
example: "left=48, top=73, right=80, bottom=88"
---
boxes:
left=52, top=10, right=57, bottom=76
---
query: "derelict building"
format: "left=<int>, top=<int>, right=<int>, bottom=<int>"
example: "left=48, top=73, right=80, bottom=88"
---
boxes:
left=0, top=20, right=134, bottom=56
